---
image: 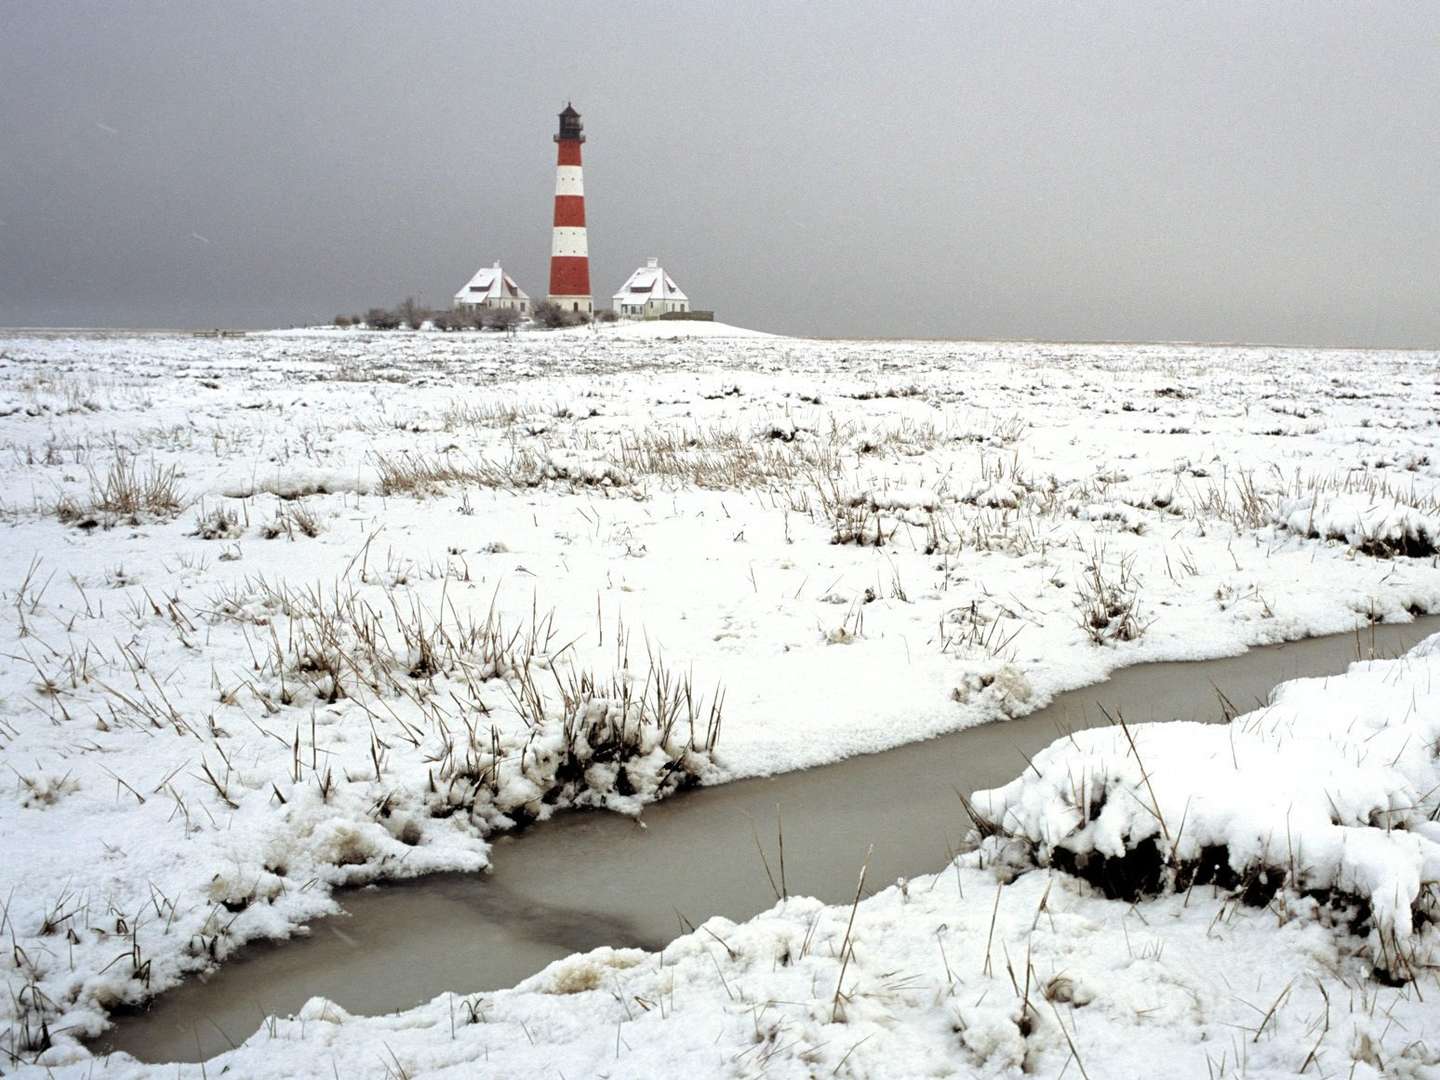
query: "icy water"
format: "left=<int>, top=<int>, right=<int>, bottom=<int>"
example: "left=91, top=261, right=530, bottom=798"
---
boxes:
left=102, top=619, right=1440, bottom=1063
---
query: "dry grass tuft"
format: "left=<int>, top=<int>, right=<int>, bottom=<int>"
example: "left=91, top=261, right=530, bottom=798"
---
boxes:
left=55, top=455, right=185, bottom=527
left=1074, top=549, right=1147, bottom=645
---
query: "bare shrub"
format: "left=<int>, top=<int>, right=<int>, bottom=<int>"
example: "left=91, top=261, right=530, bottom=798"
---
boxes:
left=433, top=307, right=481, bottom=332
left=483, top=307, right=523, bottom=331
left=435, top=306, right=523, bottom=331
left=533, top=301, right=585, bottom=329
left=364, top=307, right=401, bottom=331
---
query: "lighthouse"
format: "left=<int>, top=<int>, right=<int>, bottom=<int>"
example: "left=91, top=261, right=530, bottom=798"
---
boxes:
left=547, top=103, right=593, bottom=316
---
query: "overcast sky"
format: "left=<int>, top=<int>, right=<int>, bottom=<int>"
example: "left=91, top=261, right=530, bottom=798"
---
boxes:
left=1, top=2, right=1437, bottom=344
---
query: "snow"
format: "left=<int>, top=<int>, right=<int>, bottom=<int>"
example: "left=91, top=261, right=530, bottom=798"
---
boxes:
left=33, top=634, right=1440, bottom=1077
left=849, top=485, right=941, bottom=512
left=975, top=642, right=1440, bottom=974
left=585, top=318, right=773, bottom=338
left=1, top=330, right=1439, bottom=1074
left=1274, top=491, right=1440, bottom=557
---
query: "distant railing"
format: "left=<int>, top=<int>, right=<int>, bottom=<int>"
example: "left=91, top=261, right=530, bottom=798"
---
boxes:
left=656, top=310, right=715, bottom=322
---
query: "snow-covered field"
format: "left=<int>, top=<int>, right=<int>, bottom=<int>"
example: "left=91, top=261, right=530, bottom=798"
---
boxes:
left=1, top=328, right=1438, bottom=1076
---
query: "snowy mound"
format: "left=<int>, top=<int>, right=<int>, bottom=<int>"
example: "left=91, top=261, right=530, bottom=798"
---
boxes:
left=586, top=319, right=775, bottom=339
left=219, top=464, right=381, bottom=499
left=974, top=633, right=1440, bottom=976
left=249, top=326, right=351, bottom=337
left=1273, top=492, right=1440, bottom=558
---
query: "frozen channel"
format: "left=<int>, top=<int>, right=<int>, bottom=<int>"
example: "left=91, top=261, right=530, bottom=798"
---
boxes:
left=101, top=617, right=1440, bottom=1064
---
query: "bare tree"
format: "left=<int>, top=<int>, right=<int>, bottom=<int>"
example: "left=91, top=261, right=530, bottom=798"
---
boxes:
left=396, top=296, right=430, bottom=329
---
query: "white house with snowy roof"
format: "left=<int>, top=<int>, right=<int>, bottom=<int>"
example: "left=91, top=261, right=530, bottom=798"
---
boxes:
left=612, top=258, right=690, bottom=319
left=453, top=262, right=531, bottom=313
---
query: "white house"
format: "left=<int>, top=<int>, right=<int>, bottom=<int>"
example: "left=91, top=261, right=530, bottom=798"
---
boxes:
left=454, top=263, right=531, bottom=313
left=612, top=258, right=690, bottom=319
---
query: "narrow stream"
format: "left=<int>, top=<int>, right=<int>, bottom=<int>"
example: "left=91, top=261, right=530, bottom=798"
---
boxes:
left=102, top=618, right=1440, bottom=1063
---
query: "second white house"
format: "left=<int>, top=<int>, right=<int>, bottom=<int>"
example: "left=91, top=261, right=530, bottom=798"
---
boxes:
left=612, top=258, right=690, bottom=319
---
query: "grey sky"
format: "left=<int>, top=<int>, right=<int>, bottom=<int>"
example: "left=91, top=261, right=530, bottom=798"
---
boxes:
left=1, top=2, right=1437, bottom=345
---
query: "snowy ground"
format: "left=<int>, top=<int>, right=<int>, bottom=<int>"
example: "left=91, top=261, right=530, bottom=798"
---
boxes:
left=560, top=318, right=776, bottom=340
left=1, top=329, right=1438, bottom=1075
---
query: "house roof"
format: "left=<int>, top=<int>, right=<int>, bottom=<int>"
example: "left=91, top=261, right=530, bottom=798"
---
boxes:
left=454, top=262, right=530, bottom=303
left=612, top=258, right=688, bottom=303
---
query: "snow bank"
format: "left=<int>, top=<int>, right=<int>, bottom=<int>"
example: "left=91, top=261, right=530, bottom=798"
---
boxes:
left=1274, top=492, right=1440, bottom=557
left=541, top=448, right=628, bottom=486
left=846, top=485, right=941, bottom=512
left=974, top=633, right=1440, bottom=976
left=219, top=464, right=381, bottom=499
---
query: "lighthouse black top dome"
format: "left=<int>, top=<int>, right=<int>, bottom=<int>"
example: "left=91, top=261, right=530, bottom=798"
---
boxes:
left=555, top=103, right=584, bottom=143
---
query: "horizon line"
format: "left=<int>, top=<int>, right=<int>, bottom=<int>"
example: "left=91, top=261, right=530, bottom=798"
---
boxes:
left=1, top=323, right=1436, bottom=353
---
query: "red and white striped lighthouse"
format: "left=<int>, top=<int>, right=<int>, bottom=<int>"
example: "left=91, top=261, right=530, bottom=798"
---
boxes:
left=547, top=103, right=593, bottom=315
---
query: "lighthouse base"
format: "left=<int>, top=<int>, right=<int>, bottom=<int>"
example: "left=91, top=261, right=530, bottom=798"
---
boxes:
left=547, top=295, right=593, bottom=316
